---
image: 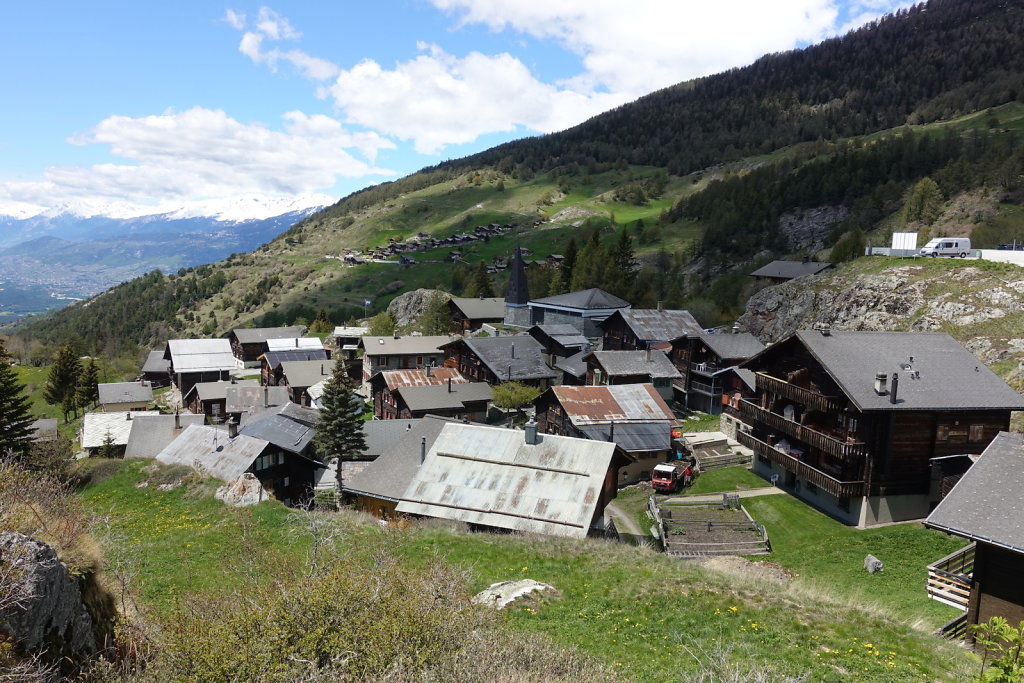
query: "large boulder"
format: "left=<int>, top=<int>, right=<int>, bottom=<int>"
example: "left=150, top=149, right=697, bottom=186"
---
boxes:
left=0, top=532, right=96, bottom=661
left=387, top=288, right=451, bottom=329
left=472, top=579, right=557, bottom=610
left=215, top=472, right=269, bottom=507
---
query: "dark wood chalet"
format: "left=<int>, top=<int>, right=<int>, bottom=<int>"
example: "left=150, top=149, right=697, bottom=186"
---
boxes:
left=369, top=367, right=467, bottom=419
left=183, top=379, right=258, bottom=422
left=448, top=297, right=505, bottom=334
left=737, top=330, right=1024, bottom=527
left=440, top=335, right=557, bottom=387
left=227, top=326, right=307, bottom=367
left=925, top=432, right=1024, bottom=638
left=599, top=309, right=701, bottom=351
left=669, top=332, right=764, bottom=413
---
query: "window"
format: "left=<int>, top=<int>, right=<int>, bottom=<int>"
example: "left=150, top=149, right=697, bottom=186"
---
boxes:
left=378, top=355, right=389, bottom=366
left=969, top=424, right=985, bottom=443
left=416, top=356, right=423, bottom=366
left=936, top=425, right=949, bottom=441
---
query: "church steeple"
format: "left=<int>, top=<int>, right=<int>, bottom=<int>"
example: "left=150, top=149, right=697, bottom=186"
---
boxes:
left=505, top=246, right=529, bottom=306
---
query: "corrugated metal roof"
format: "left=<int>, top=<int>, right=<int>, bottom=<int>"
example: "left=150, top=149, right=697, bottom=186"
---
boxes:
left=124, top=413, right=206, bottom=459
left=395, top=422, right=615, bottom=538
left=98, top=381, right=154, bottom=405
left=613, top=309, right=702, bottom=342
left=925, top=432, right=1024, bottom=552
left=81, top=411, right=160, bottom=449
left=397, top=382, right=492, bottom=411
left=379, top=367, right=467, bottom=391
left=586, top=350, right=682, bottom=379
left=155, top=424, right=269, bottom=481
left=231, top=326, right=307, bottom=344
left=578, top=422, right=670, bottom=453
left=552, top=384, right=675, bottom=424
left=266, top=337, right=325, bottom=352
left=793, top=330, right=1024, bottom=411
left=166, top=339, right=236, bottom=373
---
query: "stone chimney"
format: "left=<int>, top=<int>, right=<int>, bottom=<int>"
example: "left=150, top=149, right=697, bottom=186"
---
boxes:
left=889, top=372, right=899, bottom=405
left=525, top=417, right=539, bottom=445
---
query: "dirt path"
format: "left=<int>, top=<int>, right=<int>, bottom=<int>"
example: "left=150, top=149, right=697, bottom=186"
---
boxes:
left=662, top=486, right=787, bottom=505
left=605, top=500, right=648, bottom=543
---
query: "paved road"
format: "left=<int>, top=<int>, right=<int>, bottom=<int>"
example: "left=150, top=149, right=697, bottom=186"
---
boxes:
left=662, top=486, right=786, bottom=505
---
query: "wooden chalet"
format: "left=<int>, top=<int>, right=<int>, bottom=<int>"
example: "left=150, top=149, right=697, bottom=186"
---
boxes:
left=361, top=335, right=451, bottom=388
left=184, top=379, right=258, bottom=421
left=278, top=360, right=335, bottom=404
left=669, top=332, right=765, bottom=413
left=749, top=259, right=834, bottom=285
left=449, top=297, right=505, bottom=333
left=583, top=349, right=682, bottom=401
left=163, top=339, right=236, bottom=396
left=440, top=335, right=557, bottom=387
left=226, top=326, right=307, bottom=367
left=141, top=350, right=171, bottom=388
left=925, top=432, right=1024, bottom=638
left=599, top=308, right=702, bottom=351
left=260, top=349, right=331, bottom=387
left=369, top=367, right=468, bottom=419
left=736, top=330, right=1024, bottom=527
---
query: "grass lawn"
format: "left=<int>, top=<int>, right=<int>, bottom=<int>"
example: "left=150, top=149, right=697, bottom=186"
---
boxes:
left=743, top=495, right=966, bottom=628
left=679, top=412, right=722, bottom=432
left=684, top=466, right=772, bottom=496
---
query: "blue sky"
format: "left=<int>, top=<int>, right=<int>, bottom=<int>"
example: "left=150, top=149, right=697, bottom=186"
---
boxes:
left=0, top=1, right=913, bottom=219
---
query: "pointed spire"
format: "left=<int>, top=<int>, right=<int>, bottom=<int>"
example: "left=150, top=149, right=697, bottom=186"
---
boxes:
left=505, top=246, right=529, bottom=305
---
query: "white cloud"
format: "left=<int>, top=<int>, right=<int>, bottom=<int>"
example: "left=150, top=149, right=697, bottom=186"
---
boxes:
left=254, top=6, right=300, bottom=41
left=222, top=9, right=246, bottom=31
left=0, top=107, right=395, bottom=218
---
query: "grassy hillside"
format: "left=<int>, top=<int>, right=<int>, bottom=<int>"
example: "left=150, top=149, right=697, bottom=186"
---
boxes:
left=79, top=460, right=973, bottom=681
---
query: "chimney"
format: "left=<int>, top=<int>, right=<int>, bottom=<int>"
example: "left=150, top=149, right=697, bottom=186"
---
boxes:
left=657, top=300, right=663, bottom=311
left=126, top=412, right=132, bottom=420
left=608, top=421, right=615, bottom=443
left=231, top=376, right=237, bottom=384
left=174, top=409, right=180, bottom=430
left=420, top=436, right=427, bottom=463
left=228, top=417, right=238, bottom=438
left=889, top=373, right=899, bottom=404
left=295, top=338, right=298, bottom=348
left=448, top=376, right=453, bottom=393
left=873, top=372, right=888, bottom=395
left=321, top=364, right=325, bottom=375
left=426, top=364, right=432, bottom=378
left=802, top=255, right=809, bottom=264
left=510, top=342, right=516, bottom=359
left=645, top=347, right=652, bottom=362
left=525, top=417, right=539, bottom=445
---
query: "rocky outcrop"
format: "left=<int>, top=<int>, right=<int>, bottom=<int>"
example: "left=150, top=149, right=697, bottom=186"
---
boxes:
left=778, top=206, right=849, bottom=252
left=215, top=473, right=269, bottom=507
left=387, top=288, right=451, bottom=329
left=472, top=579, right=557, bottom=609
left=0, top=532, right=96, bottom=662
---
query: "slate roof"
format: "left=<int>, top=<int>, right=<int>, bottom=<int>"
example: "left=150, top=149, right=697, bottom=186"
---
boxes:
left=184, top=379, right=258, bottom=403
left=450, top=297, right=506, bottom=320
left=397, top=382, right=492, bottom=411
left=697, top=332, right=766, bottom=361
left=925, top=432, right=1024, bottom=553
left=608, top=309, right=702, bottom=342
left=578, top=423, right=671, bottom=453
left=266, top=337, right=325, bottom=352
left=531, top=324, right=590, bottom=350
left=395, top=422, right=616, bottom=538
left=554, top=350, right=588, bottom=379
left=279, top=360, right=335, bottom=389
left=552, top=384, right=676, bottom=424
left=791, top=330, right=1024, bottom=411
left=225, top=385, right=289, bottom=414
left=344, top=415, right=457, bottom=501
left=585, top=350, right=682, bottom=379
left=238, top=402, right=321, bottom=456
left=362, top=335, right=453, bottom=356
left=333, top=326, right=369, bottom=339
left=98, top=381, right=154, bottom=405
left=461, top=335, right=558, bottom=382
left=30, top=418, right=58, bottom=441
left=530, top=287, right=631, bottom=311
left=81, top=411, right=160, bottom=449
left=124, top=413, right=206, bottom=459
left=231, top=326, right=307, bottom=344
left=142, top=350, right=170, bottom=374
left=155, top=424, right=269, bottom=481
left=261, top=349, right=329, bottom=371
left=362, top=419, right=424, bottom=458
left=749, top=260, right=834, bottom=280
left=165, top=339, right=236, bottom=373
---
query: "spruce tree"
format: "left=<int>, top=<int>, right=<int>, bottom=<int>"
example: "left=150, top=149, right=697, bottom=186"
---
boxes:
left=309, top=307, right=333, bottom=334
left=419, top=291, right=452, bottom=336
left=75, top=358, right=100, bottom=411
left=467, top=260, right=495, bottom=298
left=560, top=238, right=578, bottom=284
left=0, top=337, right=34, bottom=458
left=314, top=361, right=367, bottom=494
left=43, top=345, right=82, bottom=423
left=547, top=267, right=568, bottom=296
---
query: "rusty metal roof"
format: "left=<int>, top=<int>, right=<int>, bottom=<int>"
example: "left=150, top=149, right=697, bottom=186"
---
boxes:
left=552, top=384, right=675, bottom=425
left=379, top=367, right=468, bottom=391
left=395, top=422, right=616, bottom=538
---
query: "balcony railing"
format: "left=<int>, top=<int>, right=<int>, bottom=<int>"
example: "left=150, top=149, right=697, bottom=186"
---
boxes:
left=927, top=543, right=975, bottom=611
left=689, top=379, right=720, bottom=396
left=755, top=372, right=843, bottom=414
left=738, top=399, right=866, bottom=461
left=738, top=431, right=866, bottom=498
left=690, top=362, right=723, bottom=376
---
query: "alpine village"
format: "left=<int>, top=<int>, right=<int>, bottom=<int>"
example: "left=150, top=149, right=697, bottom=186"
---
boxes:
left=4, top=1, right=1024, bottom=680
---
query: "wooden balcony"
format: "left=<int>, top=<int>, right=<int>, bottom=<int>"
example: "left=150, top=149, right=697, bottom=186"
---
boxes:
left=738, top=431, right=866, bottom=498
left=927, top=543, right=974, bottom=611
left=738, top=399, right=866, bottom=461
left=755, top=372, right=843, bottom=414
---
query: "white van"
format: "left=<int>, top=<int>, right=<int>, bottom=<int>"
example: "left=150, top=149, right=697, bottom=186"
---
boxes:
left=919, top=237, right=972, bottom=258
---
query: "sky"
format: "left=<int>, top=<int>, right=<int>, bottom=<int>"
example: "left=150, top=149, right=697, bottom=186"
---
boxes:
left=0, top=0, right=915, bottom=220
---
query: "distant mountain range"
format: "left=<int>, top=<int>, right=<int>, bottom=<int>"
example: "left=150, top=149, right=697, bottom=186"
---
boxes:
left=0, top=199, right=327, bottom=321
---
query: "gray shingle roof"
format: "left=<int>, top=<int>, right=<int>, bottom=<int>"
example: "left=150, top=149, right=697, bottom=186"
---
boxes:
left=231, top=326, right=307, bottom=344
left=925, top=432, right=1024, bottom=552
left=261, top=349, right=329, bottom=371
left=225, top=385, right=290, bottom=414
left=450, top=297, right=506, bottom=320
left=749, top=260, right=833, bottom=280
left=531, top=324, right=590, bottom=349
left=397, top=382, right=492, bottom=411
left=279, top=360, right=335, bottom=389
left=395, top=422, right=616, bottom=538
left=124, top=413, right=207, bottom=459
left=155, top=424, right=269, bottom=481
left=463, top=335, right=558, bottom=382
left=585, top=350, right=682, bottom=379
left=362, top=419, right=424, bottom=458
left=142, top=350, right=170, bottom=374
left=530, top=288, right=631, bottom=310
left=98, top=381, right=154, bottom=405
left=238, top=403, right=320, bottom=456
left=794, top=330, right=1024, bottom=411
left=362, top=335, right=453, bottom=356
left=554, top=350, right=588, bottom=379
left=30, top=418, right=57, bottom=441
left=184, top=379, right=258, bottom=403
left=611, top=309, right=702, bottom=341
left=698, top=332, right=765, bottom=361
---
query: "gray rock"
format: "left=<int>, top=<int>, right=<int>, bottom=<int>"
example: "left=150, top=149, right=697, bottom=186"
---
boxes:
left=778, top=206, right=849, bottom=252
left=0, top=531, right=96, bottom=660
left=864, top=554, right=884, bottom=574
left=215, top=472, right=269, bottom=507
left=387, top=288, right=451, bottom=329
left=472, top=579, right=557, bottom=609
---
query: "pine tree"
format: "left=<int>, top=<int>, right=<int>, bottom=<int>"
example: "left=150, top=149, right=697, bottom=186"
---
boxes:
left=467, top=260, right=495, bottom=298
left=547, top=267, right=568, bottom=296
left=367, top=311, right=396, bottom=336
left=309, top=307, right=333, bottom=334
left=75, top=358, right=100, bottom=411
left=43, top=345, right=81, bottom=423
left=569, top=233, right=608, bottom=292
left=560, top=238, right=578, bottom=284
left=606, top=227, right=637, bottom=296
left=314, top=361, right=367, bottom=494
left=0, top=337, right=34, bottom=458
left=419, top=291, right=452, bottom=336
